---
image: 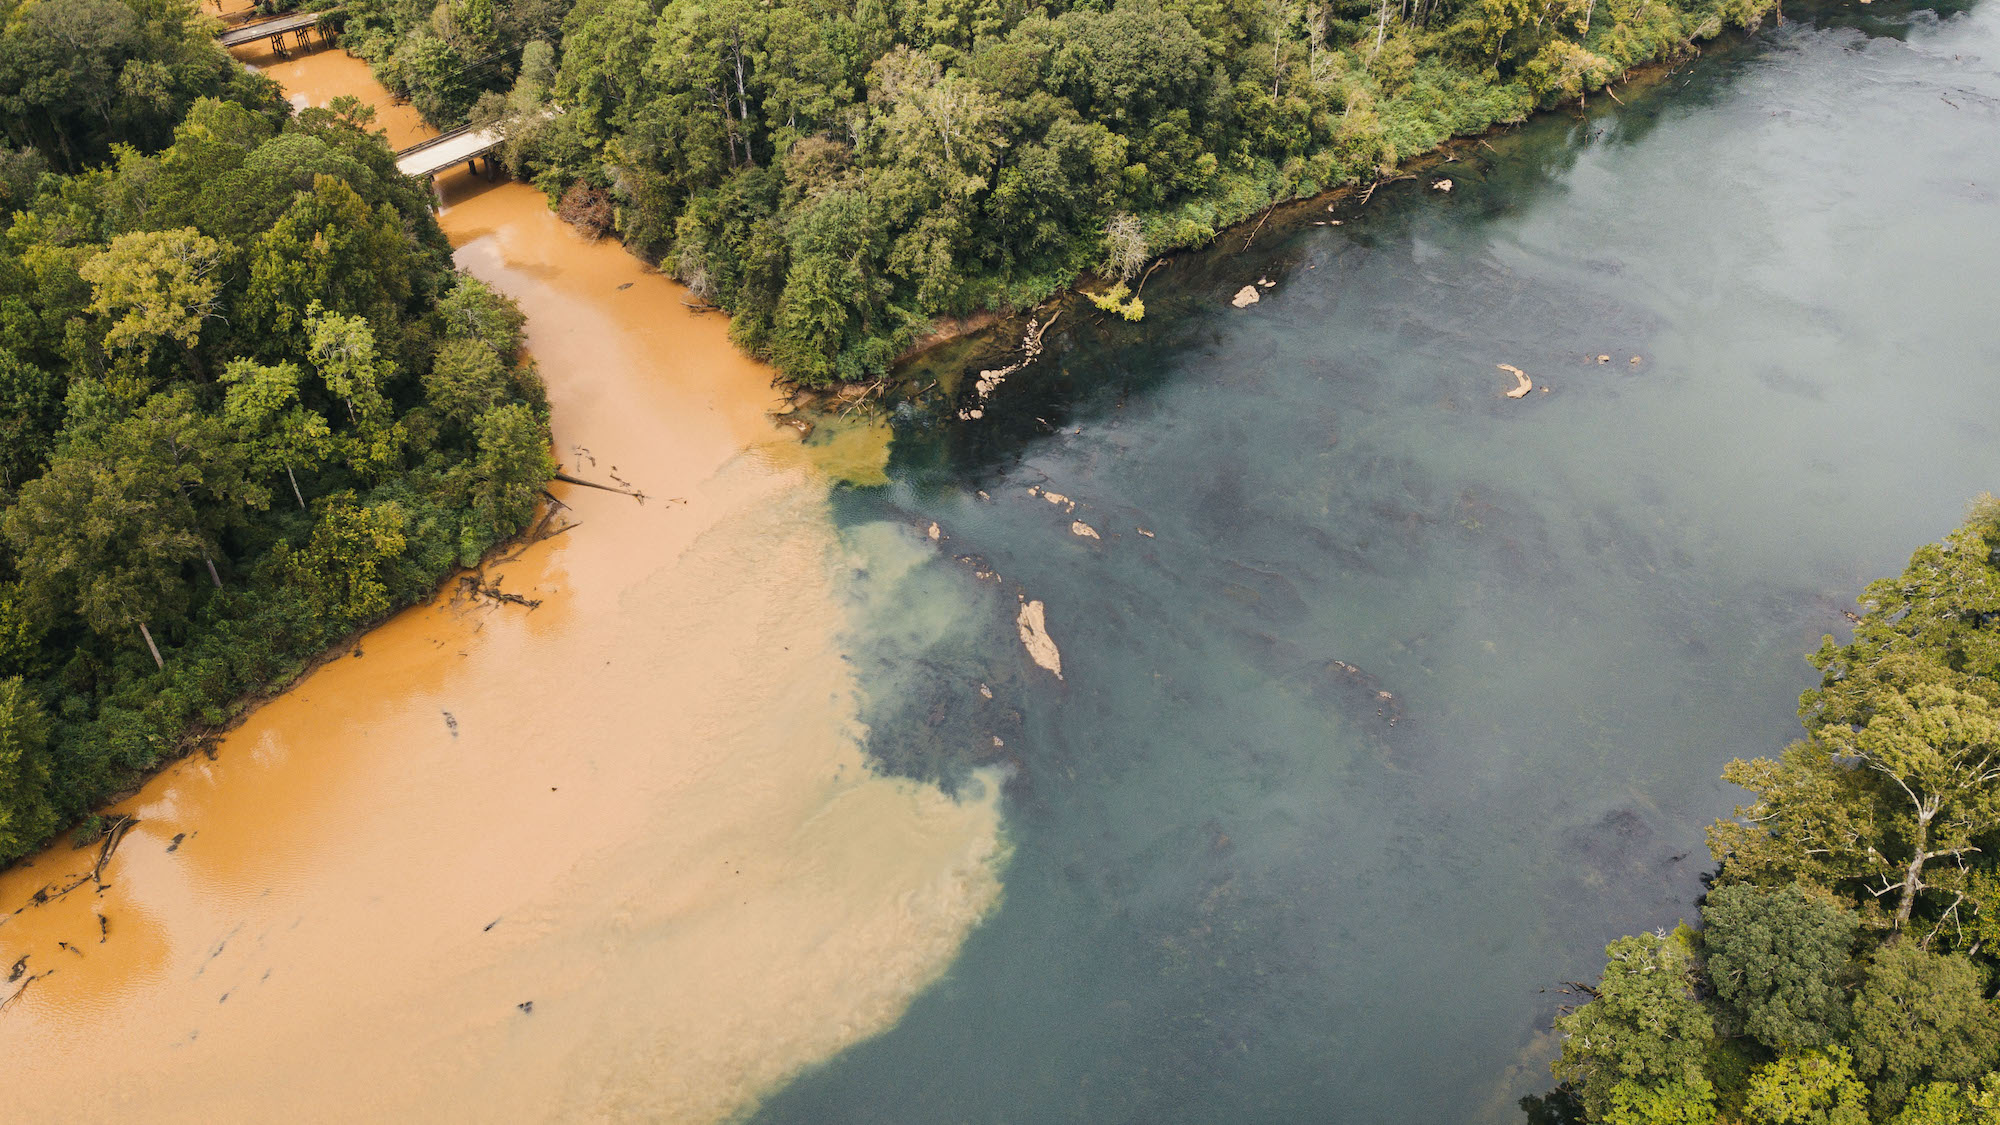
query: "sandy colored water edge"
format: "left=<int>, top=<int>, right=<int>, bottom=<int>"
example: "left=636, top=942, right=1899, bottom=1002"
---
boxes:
left=0, top=76, right=1006, bottom=1125
left=231, top=37, right=434, bottom=151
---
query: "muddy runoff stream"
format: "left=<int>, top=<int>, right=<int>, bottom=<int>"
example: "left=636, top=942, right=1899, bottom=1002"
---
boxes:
left=0, top=41, right=1006, bottom=1124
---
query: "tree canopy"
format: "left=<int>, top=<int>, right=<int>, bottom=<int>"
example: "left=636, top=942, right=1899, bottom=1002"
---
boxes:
left=336, top=0, right=1778, bottom=385
left=1552, top=501, right=2000, bottom=1122
left=0, top=57, right=553, bottom=864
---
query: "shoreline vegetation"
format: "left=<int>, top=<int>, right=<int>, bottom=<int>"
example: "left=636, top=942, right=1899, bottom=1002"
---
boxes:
left=1535, top=499, right=2000, bottom=1124
left=325, top=0, right=1787, bottom=386
left=0, top=5, right=554, bottom=869
left=0, top=0, right=1784, bottom=874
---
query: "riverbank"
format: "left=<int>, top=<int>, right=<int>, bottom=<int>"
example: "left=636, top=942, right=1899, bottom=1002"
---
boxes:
left=0, top=42, right=1006, bottom=1124
left=445, top=0, right=1787, bottom=388
left=890, top=25, right=1750, bottom=374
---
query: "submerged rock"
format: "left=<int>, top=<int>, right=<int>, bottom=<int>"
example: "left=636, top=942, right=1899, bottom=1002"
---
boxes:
left=1029, top=486, right=1078, bottom=513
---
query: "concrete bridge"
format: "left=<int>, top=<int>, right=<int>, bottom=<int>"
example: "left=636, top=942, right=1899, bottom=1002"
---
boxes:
left=219, top=10, right=339, bottom=55
left=394, top=125, right=505, bottom=182
left=394, top=110, right=556, bottom=189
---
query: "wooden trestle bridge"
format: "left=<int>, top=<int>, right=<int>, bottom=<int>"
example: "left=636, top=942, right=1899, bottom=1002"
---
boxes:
left=219, top=9, right=340, bottom=57
left=220, top=11, right=542, bottom=191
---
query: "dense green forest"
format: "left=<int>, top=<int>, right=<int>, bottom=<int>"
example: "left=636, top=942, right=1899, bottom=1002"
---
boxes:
left=1543, top=500, right=2000, bottom=1124
left=0, top=0, right=552, bottom=866
left=339, top=0, right=1777, bottom=384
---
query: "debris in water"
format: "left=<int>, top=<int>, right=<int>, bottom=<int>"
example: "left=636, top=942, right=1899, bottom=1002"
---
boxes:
left=1070, top=521, right=1100, bottom=540
left=1017, top=599, right=1063, bottom=680
left=1036, top=489, right=1077, bottom=513
left=976, top=490, right=990, bottom=501
left=442, top=711, right=459, bottom=736
left=517, top=1000, right=534, bottom=1013
left=166, top=833, right=185, bottom=853
left=1497, top=364, right=1534, bottom=399
left=1433, top=179, right=1454, bottom=192
left=1231, top=285, right=1261, bottom=308
left=992, top=736, right=1005, bottom=748
left=1596, top=354, right=1610, bottom=364
left=972, top=314, right=1057, bottom=400
left=1630, top=356, right=1642, bottom=364
left=927, top=522, right=941, bottom=542
left=979, top=684, right=993, bottom=699
left=1136, top=527, right=1156, bottom=538
left=1257, top=277, right=1275, bottom=288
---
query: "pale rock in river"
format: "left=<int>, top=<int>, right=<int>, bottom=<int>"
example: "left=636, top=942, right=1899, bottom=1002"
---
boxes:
left=1017, top=599, right=1063, bottom=680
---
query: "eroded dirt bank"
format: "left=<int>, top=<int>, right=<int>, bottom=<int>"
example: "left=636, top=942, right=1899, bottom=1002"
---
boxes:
left=0, top=45, right=1005, bottom=1124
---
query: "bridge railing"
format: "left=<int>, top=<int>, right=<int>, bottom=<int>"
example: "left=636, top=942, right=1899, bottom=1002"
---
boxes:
left=391, top=124, right=477, bottom=163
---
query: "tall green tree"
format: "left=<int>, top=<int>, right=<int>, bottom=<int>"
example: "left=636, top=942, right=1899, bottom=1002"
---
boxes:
left=461, top=402, right=552, bottom=562
left=304, top=306, right=403, bottom=473
left=80, top=226, right=226, bottom=376
left=1552, top=926, right=1717, bottom=1122
left=0, top=346, right=63, bottom=489
left=1849, top=945, right=2000, bottom=1114
left=1806, top=500, right=2000, bottom=724
left=272, top=492, right=409, bottom=628
left=220, top=358, right=333, bottom=509
left=1703, top=884, right=1859, bottom=1050
left=2, top=391, right=254, bottom=666
left=1743, top=1047, right=1869, bottom=1125
left=1711, top=658, right=2000, bottom=935
left=243, top=175, right=415, bottom=342
left=0, top=675, right=54, bottom=859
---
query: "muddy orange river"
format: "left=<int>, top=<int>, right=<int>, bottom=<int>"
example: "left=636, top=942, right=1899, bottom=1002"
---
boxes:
left=0, top=40, right=1005, bottom=1123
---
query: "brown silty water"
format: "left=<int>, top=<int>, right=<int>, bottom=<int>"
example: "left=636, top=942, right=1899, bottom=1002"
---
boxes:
left=0, top=41, right=1005, bottom=1124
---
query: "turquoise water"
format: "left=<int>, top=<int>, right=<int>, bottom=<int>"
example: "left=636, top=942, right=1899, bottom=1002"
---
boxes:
left=763, top=5, right=2000, bottom=1120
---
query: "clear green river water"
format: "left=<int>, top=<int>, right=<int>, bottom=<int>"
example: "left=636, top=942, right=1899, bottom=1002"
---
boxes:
left=757, top=3, right=2000, bottom=1119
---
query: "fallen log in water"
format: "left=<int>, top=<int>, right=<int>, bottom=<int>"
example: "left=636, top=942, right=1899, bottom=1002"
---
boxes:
left=552, top=470, right=643, bottom=497
left=92, top=816, right=136, bottom=888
